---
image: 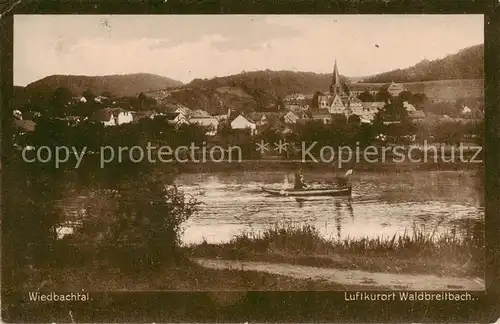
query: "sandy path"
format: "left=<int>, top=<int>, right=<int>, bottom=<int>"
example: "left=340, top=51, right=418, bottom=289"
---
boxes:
left=191, top=258, right=485, bottom=291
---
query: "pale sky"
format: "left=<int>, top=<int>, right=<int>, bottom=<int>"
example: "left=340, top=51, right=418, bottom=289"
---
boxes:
left=14, top=15, right=483, bottom=86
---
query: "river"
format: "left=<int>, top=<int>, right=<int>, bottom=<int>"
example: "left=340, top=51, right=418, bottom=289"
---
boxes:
left=177, top=170, right=484, bottom=244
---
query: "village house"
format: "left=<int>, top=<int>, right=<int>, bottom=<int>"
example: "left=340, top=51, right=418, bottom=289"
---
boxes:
left=144, top=89, right=172, bottom=102
left=461, top=106, right=472, bottom=114
left=13, top=119, right=36, bottom=134
left=248, top=112, right=284, bottom=126
left=175, top=106, right=192, bottom=117
left=164, top=112, right=189, bottom=127
left=94, top=96, right=109, bottom=104
left=387, top=81, right=405, bottom=96
left=189, top=116, right=219, bottom=136
left=191, top=109, right=211, bottom=118
left=230, top=113, right=257, bottom=135
left=13, top=109, right=23, bottom=120
left=249, top=112, right=269, bottom=126
left=54, top=116, right=84, bottom=126
left=311, top=109, right=332, bottom=124
left=403, top=101, right=426, bottom=122
left=284, top=103, right=309, bottom=111
left=403, top=101, right=416, bottom=112
left=348, top=84, right=379, bottom=97
left=133, top=110, right=158, bottom=122
left=349, top=101, right=384, bottom=123
left=283, top=110, right=309, bottom=124
left=284, top=93, right=306, bottom=102
left=257, top=118, right=293, bottom=135
left=215, top=107, right=232, bottom=123
left=93, top=108, right=134, bottom=126
left=408, top=109, right=426, bottom=122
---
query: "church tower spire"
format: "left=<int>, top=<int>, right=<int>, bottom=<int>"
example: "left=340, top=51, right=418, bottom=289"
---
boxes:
left=329, top=60, right=344, bottom=95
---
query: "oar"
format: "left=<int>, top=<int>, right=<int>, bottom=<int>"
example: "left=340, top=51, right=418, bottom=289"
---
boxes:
left=344, top=169, right=354, bottom=187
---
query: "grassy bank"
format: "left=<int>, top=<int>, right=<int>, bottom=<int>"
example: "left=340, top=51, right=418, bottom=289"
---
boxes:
left=186, top=222, right=484, bottom=278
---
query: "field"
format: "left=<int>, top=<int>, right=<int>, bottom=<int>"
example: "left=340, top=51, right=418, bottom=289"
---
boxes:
left=357, top=79, right=483, bottom=102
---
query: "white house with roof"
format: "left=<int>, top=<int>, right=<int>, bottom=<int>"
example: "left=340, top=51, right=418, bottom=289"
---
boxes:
left=175, top=106, right=192, bottom=117
left=165, top=112, right=189, bottom=126
left=94, top=108, right=134, bottom=126
left=115, top=110, right=134, bottom=125
left=231, top=114, right=257, bottom=135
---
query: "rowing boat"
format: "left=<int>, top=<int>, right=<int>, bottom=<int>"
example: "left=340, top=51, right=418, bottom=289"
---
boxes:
left=261, top=186, right=351, bottom=197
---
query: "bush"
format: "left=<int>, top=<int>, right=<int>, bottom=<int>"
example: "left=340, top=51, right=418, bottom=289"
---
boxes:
left=74, top=171, right=198, bottom=269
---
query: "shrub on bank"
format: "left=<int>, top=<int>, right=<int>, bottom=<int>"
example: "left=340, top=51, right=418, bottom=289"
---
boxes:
left=71, top=171, right=199, bottom=269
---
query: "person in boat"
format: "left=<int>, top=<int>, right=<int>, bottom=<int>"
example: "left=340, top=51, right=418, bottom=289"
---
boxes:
left=294, top=169, right=307, bottom=189
left=334, top=169, right=353, bottom=187
left=335, top=176, right=348, bottom=187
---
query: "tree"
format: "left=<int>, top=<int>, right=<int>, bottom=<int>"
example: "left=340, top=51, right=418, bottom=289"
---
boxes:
left=50, top=87, right=73, bottom=116
left=433, top=121, right=463, bottom=145
left=347, top=114, right=361, bottom=125
left=398, top=90, right=413, bottom=103
left=358, top=90, right=374, bottom=102
left=275, top=95, right=285, bottom=111
left=311, top=91, right=323, bottom=109
left=375, top=88, right=391, bottom=103
left=3, top=154, right=63, bottom=291
left=217, top=122, right=234, bottom=138
left=138, top=92, right=147, bottom=110
left=411, top=93, right=428, bottom=107
left=76, top=172, right=198, bottom=268
left=82, top=89, right=95, bottom=102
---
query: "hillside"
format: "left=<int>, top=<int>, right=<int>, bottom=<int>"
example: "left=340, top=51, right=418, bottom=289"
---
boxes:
left=352, top=79, right=483, bottom=102
left=25, top=73, right=183, bottom=98
left=147, top=86, right=257, bottom=115
left=186, top=70, right=350, bottom=107
left=361, top=44, right=483, bottom=83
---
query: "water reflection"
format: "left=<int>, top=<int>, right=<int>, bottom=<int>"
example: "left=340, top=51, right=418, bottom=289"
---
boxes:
left=294, top=197, right=353, bottom=240
left=179, top=170, right=484, bottom=245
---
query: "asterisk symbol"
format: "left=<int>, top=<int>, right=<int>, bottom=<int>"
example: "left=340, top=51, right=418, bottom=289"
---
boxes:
left=274, top=140, right=288, bottom=153
left=256, top=140, right=269, bottom=154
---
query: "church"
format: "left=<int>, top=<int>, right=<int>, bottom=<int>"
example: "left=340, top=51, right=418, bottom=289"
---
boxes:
left=317, top=61, right=382, bottom=123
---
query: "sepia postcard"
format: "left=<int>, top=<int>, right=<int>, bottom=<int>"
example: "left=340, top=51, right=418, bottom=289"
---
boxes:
left=2, top=6, right=498, bottom=323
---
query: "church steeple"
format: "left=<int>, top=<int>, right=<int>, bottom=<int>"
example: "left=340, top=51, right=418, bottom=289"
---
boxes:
left=332, top=60, right=340, bottom=86
left=329, top=60, right=345, bottom=96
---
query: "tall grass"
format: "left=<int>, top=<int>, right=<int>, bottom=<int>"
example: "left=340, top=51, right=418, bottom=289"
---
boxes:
left=227, top=220, right=483, bottom=259
left=190, top=220, right=483, bottom=276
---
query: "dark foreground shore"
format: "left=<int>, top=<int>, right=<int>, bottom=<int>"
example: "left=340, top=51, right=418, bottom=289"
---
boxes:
left=15, top=221, right=482, bottom=292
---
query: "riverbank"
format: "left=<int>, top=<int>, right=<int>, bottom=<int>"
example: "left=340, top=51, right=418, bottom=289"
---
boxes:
left=185, top=222, right=484, bottom=278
